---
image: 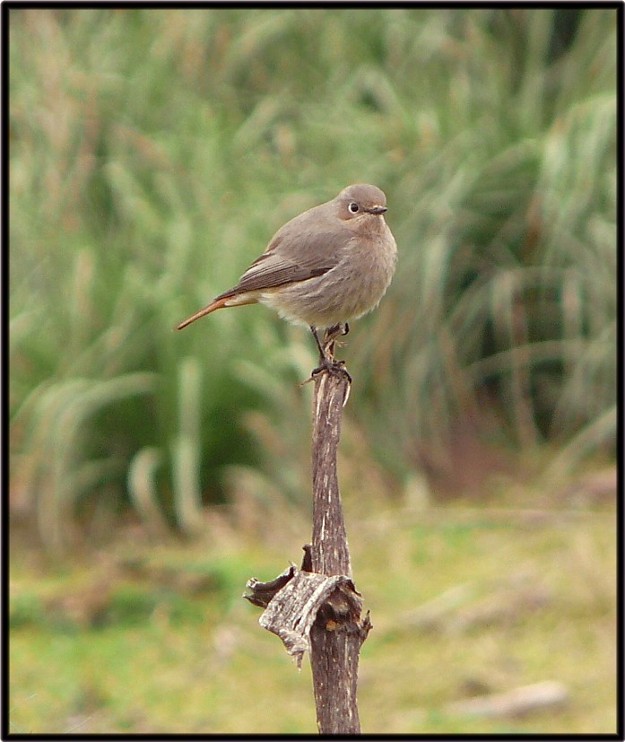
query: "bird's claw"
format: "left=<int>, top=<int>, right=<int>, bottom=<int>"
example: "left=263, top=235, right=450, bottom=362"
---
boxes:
left=311, top=358, right=352, bottom=384
left=301, top=323, right=352, bottom=387
left=298, top=358, right=352, bottom=387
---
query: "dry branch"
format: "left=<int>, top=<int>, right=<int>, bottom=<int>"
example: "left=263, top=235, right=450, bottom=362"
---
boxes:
left=308, top=368, right=369, bottom=734
left=244, top=361, right=370, bottom=734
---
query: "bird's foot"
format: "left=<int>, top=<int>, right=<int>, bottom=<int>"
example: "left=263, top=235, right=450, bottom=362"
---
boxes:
left=299, top=357, right=352, bottom=387
left=311, top=357, right=352, bottom=385
left=302, top=323, right=351, bottom=387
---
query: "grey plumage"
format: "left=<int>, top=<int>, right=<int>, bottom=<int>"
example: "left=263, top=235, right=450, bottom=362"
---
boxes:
left=177, top=183, right=397, bottom=338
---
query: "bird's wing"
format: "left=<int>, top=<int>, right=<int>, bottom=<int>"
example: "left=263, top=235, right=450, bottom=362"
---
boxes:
left=216, top=227, right=346, bottom=299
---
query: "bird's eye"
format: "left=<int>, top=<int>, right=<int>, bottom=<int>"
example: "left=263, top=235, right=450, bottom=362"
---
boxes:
left=348, top=202, right=359, bottom=214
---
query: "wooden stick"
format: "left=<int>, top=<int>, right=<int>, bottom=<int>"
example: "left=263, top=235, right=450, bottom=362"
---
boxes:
left=244, top=352, right=370, bottom=734
left=309, top=367, right=370, bottom=734
left=311, top=370, right=352, bottom=576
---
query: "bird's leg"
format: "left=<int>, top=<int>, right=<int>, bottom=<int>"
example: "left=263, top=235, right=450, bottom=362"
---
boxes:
left=310, top=326, right=327, bottom=364
left=310, top=324, right=342, bottom=363
left=309, top=323, right=349, bottom=363
left=307, top=325, right=352, bottom=384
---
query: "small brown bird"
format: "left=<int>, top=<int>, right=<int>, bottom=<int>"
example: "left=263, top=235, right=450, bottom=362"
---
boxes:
left=177, top=184, right=397, bottom=372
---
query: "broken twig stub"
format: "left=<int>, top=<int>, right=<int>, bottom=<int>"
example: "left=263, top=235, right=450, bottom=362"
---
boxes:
left=245, top=566, right=366, bottom=670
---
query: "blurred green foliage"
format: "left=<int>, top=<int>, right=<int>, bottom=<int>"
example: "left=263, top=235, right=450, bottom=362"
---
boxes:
left=9, top=8, right=617, bottom=550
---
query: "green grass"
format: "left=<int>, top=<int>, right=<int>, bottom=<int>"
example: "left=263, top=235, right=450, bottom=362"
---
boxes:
left=9, top=8, right=617, bottom=548
left=9, top=484, right=616, bottom=734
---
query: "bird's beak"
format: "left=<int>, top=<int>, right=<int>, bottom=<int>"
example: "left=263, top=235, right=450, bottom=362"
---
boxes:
left=367, top=205, right=387, bottom=215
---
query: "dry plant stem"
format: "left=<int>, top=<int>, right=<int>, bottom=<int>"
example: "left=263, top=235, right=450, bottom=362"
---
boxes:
left=245, top=338, right=368, bottom=734
left=310, top=366, right=363, bottom=734
left=311, top=369, right=352, bottom=575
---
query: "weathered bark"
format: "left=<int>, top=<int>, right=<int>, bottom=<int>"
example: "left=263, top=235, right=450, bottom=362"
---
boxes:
left=309, top=368, right=370, bottom=734
left=310, top=370, right=351, bottom=576
left=246, top=567, right=363, bottom=670
left=244, top=355, right=370, bottom=734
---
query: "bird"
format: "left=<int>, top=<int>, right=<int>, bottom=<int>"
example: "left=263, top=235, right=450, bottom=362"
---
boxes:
left=177, top=183, right=397, bottom=376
